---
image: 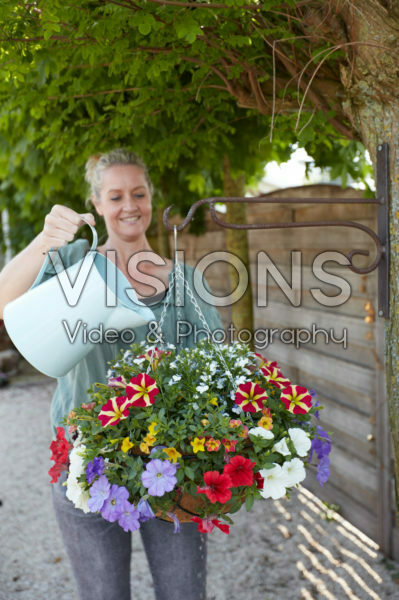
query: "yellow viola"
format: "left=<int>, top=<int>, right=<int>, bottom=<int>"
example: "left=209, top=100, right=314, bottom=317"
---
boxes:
left=190, top=437, right=205, bottom=453
left=144, top=434, right=157, bottom=446
left=140, top=442, right=150, bottom=454
left=162, top=447, right=182, bottom=463
left=121, top=437, right=134, bottom=453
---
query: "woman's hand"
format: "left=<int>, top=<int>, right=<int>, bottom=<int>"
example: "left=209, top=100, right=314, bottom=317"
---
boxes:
left=39, top=205, right=96, bottom=253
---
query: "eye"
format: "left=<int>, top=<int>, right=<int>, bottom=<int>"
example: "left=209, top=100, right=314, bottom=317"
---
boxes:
left=134, top=194, right=145, bottom=199
left=111, top=196, right=121, bottom=201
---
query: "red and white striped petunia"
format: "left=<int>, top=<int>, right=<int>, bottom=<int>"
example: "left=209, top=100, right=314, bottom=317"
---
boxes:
left=98, top=396, right=132, bottom=427
left=254, top=353, right=280, bottom=371
left=125, top=373, right=159, bottom=407
left=139, top=348, right=169, bottom=371
left=261, top=365, right=291, bottom=389
left=280, top=385, right=312, bottom=414
left=235, top=381, right=268, bottom=413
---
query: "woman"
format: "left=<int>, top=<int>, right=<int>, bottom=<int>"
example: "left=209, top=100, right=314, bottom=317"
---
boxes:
left=0, top=148, right=223, bottom=600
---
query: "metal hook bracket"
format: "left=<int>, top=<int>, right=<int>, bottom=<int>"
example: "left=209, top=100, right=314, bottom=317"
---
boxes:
left=163, top=143, right=390, bottom=318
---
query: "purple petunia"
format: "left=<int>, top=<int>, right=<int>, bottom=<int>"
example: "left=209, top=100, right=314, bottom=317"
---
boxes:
left=150, top=445, right=168, bottom=456
left=141, top=459, right=177, bottom=497
left=86, top=456, right=105, bottom=484
left=108, top=376, right=126, bottom=388
left=309, top=425, right=332, bottom=486
left=118, top=500, right=141, bottom=533
left=137, top=498, right=156, bottom=522
left=101, top=485, right=129, bottom=522
left=317, top=456, right=331, bottom=486
left=87, top=475, right=111, bottom=513
left=309, top=425, right=331, bottom=462
left=166, top=511, right=181, bottom=534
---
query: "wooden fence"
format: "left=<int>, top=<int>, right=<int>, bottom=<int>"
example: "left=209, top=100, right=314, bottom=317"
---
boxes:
left=168, top=183, right=398, bottom=559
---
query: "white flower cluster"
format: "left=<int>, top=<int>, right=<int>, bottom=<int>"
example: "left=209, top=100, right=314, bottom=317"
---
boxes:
left=248, top=427, right=311, bottom=499
left=259, top=459, right=306, bottom=499
left=66, top=441, right=90, bottom=513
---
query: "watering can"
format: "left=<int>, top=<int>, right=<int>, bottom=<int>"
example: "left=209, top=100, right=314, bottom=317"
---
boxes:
left=3, top=218, right=155, bottom=378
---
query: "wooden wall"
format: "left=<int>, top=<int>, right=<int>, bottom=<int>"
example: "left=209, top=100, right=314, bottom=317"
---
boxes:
left=169, top=183, right=397, bottom=558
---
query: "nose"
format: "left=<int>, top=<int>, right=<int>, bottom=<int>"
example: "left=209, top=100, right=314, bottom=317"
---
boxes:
left=123, top=195, right=140, bottom=212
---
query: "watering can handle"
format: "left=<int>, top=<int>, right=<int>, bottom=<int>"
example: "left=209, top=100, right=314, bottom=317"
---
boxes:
left=32, top=215, right=98, bottom=288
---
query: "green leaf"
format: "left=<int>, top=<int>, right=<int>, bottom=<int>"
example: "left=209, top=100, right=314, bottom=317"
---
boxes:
left=245, top=495, right=255, bottom=512
left=134, top=412, right=148, bottom=420
left=138, top=14, right=156, bottom=36
left=184, top=465, right=195, bottom=480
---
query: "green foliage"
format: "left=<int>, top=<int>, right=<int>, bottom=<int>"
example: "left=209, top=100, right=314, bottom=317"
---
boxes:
left=0, top=1, right=371, bottom=251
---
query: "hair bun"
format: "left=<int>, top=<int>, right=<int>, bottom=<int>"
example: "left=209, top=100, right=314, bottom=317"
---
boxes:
left=84, top=154, right=102, bottom=185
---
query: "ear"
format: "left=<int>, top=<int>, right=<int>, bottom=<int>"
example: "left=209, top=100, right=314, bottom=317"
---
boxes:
left=92, top=195, right=103, bottom=216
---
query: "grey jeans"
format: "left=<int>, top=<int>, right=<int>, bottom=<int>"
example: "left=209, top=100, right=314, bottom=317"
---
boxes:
left=51, top=473, right=207, bottom=600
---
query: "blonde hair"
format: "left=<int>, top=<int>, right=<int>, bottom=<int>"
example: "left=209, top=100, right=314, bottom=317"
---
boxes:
left=84, top=148, right=154, bottom=207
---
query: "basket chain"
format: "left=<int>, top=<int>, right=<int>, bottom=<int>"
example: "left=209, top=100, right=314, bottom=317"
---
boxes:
left=147, top=227, right=236, bottom=389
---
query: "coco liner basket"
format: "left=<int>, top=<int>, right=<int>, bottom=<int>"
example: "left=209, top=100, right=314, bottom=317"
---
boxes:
left=53, top=260, right=331, bottom=535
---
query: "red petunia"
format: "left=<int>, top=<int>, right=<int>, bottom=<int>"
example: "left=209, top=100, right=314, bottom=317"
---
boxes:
left=125, top=373, right=159, bottom=407
left=49, top=427, right=72, bottom=484
left=223, top=455, right=256, bottom=487
left=261, top=365, right=291, bottom=389
left=235, top=381, right=268, bottom=413
left=280, top=385, right=312, bottom=415
left=49, top=427, right=71, bottom=464
left=139, top=348, right=170, bottom=370
left=48, top=462, right=68, bottom=484
left=191, top=516, right=230, bottom=535
left=196, top=471, right=233, bottom=504
left=254, top=471, right=264, bottom=490
left=98, top=396, right=132, bottom=427
left=254, top=353, right=280, bottom=371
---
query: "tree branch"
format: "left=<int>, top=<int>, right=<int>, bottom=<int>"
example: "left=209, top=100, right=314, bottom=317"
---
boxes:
left=137, top=0, right=260, bottom=9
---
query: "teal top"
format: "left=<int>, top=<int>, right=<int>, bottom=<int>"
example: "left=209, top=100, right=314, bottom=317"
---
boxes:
left=40, top=239, right=223, bottom=434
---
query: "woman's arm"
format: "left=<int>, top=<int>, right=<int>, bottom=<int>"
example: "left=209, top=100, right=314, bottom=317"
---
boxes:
left=0, top=205, right=95, bottom=318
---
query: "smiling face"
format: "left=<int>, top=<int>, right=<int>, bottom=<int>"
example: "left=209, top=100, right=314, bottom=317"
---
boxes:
left=93, top=164, right=152, bottom=244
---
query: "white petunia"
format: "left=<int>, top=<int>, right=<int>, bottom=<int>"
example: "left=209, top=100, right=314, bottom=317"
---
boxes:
left=281, top=457, right=306, bottom=487
left=68, top=445, right=86, bottom=478
left=234, top=375, right=247, bottom=386
left=192, top=402, right=199, bottom=410
left=248, top=427, right=274, bottom=440
left=288, top=428, right=311, bottom=457
left=66, top=474, right=90, bottom=513
left=272, top=437, right=291, bottom=456
left=197, top=384, right=209, bottom=393
left=259, top=464, right=287, bottom=499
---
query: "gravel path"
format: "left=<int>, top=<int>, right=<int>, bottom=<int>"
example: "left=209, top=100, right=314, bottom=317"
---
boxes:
left=1, top=381, right=399, bottom=600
